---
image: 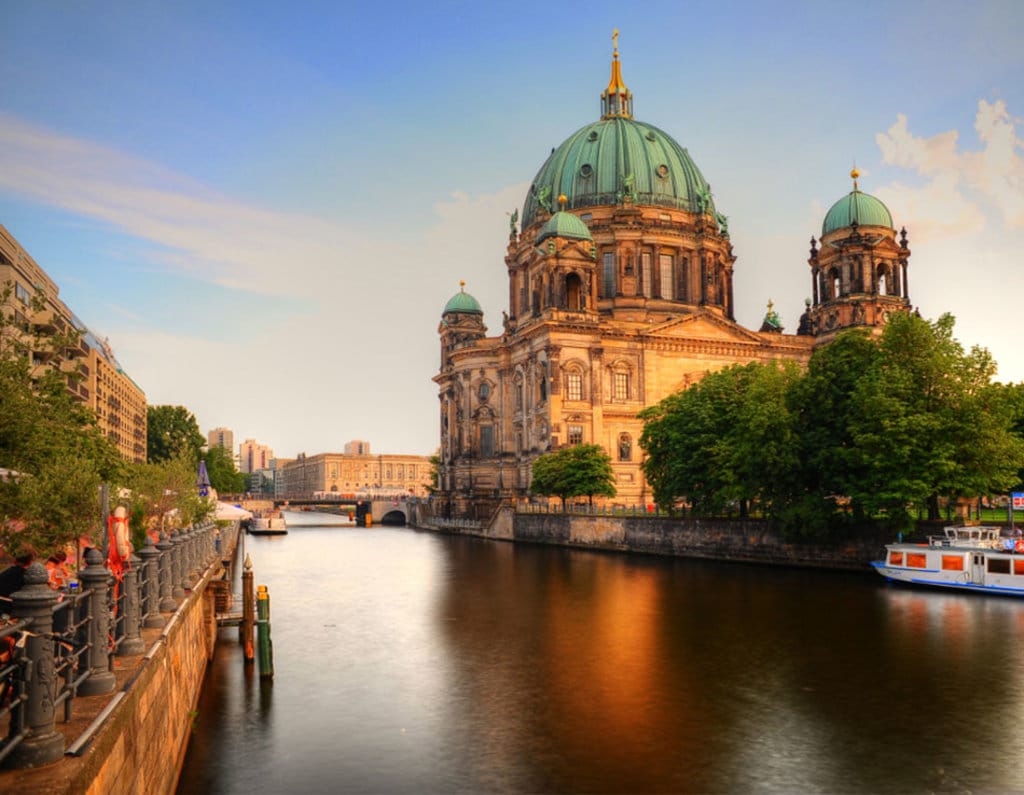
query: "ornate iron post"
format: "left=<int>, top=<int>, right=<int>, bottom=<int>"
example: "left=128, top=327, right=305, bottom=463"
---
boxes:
left=139, top=536, right=165, bottom=628
left=117, top=552, right=145, bottom=656
left=4, top=563, right=64, bottom=768
left=77, top=548, right=115, bottom=696
left=157, top=532, right=177, bottom=612
left=171, top=529, right=185, bottom=599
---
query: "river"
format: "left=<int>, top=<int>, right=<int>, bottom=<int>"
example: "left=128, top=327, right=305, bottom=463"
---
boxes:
left=176, top=513, right=1024, bottom=794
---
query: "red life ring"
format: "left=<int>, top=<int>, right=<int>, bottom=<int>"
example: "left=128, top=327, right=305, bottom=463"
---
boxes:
left=1015, top=539, right=1024, bottom=554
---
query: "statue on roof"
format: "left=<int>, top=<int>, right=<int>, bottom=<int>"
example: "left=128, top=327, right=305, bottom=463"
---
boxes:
left=537, top=186, right=553, bottom=213
left=715, top=211, right=729, bottom=238
left=759, top=299, right=783, bottom=333
left=508, top=208, right=518, bottom=239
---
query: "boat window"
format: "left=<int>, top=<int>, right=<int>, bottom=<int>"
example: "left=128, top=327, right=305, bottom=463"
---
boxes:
left=987, top=558, right=1011, bottom=575
left=941, top=555, right=964, bottom=571
left=888, top=551, right=903, bottom=566
left=906, top=553, right=927, bottom=569
left=1015, top=560, right=1024, bottom=576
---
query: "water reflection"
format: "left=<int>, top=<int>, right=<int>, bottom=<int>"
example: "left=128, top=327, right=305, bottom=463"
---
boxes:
left=178, top=524, right=1024, bottom=794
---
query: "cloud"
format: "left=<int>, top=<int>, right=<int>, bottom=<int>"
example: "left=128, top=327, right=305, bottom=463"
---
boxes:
left=874, top=100, right=1023, bottom=237
left=0, top=113, right=409, bottom=300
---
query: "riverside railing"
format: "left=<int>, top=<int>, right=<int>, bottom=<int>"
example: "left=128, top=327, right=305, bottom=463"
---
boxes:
left=0, top=521, right=224, bottom=769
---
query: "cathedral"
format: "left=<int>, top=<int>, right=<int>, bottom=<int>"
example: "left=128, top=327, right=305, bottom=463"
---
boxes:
left=435, top=36, right=913, bottom=516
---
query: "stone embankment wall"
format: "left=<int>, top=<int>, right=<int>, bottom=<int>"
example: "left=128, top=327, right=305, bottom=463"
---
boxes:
left=74, top=569, right=218, bottom=794
left=415, top=505, right=891, bottom=570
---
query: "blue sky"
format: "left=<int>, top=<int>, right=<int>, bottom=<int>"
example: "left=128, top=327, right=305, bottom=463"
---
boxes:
left=1, top=1, right=1021, bottom=458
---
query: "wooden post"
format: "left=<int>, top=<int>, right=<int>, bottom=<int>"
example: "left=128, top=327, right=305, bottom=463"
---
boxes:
left=241, top=554, right=254, bottom=662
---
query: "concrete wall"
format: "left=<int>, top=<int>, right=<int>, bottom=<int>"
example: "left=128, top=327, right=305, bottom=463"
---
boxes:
left=426, top=509, right=891, bottom=571
left=73, top=570, right=218, bottom=795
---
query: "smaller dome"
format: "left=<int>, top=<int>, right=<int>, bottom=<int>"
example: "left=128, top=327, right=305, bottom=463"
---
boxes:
left=535, top=211, right=593, bottom=245
left=822, top=190, right=893, bottom=236
left=443, top=282, right=482, bottom=315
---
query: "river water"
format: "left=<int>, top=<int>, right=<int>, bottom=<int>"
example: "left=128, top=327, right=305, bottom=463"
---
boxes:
left=176, top=514, right=1024, bottom=794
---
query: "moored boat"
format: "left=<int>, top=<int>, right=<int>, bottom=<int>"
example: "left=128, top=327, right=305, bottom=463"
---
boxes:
left=871, top=525, right=1024, bottom=596
left=248, top=509, right=288, bottom=535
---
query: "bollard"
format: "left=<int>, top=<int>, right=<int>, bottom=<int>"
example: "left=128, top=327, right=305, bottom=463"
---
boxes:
left=171, top=529, right=185, bottom=599
left=4, top=563, right=64, bottom=768
left=256, top=584, right=274, bottom=680
left=118, top=552, right=145, bottom=656
left=139, top=536, right=165, bottom=628
left=157, top=532, right=177, bottom=612
left=241, top=555, right=254, bottom=662
left=77, top=548, right=116, bottom=696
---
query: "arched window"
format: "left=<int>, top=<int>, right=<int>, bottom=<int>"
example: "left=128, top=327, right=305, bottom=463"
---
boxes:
left=618, top=433, right=632, bottom=461
left=566, top=273, right=584, bottom=311
left=829, top=268, right=841, bottom=299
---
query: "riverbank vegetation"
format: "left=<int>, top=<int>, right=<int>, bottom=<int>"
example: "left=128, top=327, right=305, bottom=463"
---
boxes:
left=640, top=312, right=1024, bottom=535
left=0, top=283, right=225, bottom=558
left=530, top=443, right=616, bottom=510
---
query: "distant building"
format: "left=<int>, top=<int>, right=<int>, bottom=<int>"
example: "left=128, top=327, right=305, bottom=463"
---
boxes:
left=207, top=427, right=234, bottom=453
left=239, top=438, right=273, bottom=474
left=278, top=451, right=432, bottom=497
left=0, top=223, right=147, bottom=463
left=344, top=440, right=371, bottom=455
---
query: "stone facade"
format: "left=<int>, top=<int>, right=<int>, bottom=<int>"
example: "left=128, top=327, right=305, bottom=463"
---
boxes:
left=434, top=45, right=911, bottom=518
left=278, top=451, right=433, bottom=497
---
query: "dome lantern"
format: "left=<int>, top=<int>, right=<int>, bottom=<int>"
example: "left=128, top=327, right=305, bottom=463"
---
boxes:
left=601, top=29, right=633, bottom=120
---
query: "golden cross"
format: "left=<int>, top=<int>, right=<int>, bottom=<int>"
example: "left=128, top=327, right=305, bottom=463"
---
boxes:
left=612, top=29, right=619, bottom=54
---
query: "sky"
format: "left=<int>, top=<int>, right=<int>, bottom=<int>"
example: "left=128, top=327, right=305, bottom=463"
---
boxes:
left=0, top=1, right=1021, bottom=459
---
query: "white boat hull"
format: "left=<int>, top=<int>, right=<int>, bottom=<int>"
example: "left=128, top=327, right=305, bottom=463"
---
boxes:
left=872, top=528, right=1024, bottom=597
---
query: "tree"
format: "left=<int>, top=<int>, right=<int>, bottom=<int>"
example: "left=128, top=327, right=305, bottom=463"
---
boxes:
left=426, top=451, right=441, bottom=495
left=0, top=282, right=123, bottom=556
left=147, top=405, right=205, bottom=464
left=204, top=445, right=245, bottom=495
left=124, top=456, right=212, bottom=549
left=640, top=362, right=800, bottom=516
left=530, top=444, right=616, bottom=509
left=844, top=312, right=1024, bottom=526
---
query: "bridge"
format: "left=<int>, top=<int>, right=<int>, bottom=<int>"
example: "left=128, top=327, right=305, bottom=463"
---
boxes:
left=230, top=495, right=413, bottom=526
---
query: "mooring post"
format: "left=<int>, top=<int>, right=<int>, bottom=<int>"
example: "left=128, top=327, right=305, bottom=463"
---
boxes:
left=77, top=548, right=116, bottom=696
left=241, top=554, right=254, bottom=661
left=4, top=562, right=65, bottom=768
left=256, top=584, right=274, bottom=679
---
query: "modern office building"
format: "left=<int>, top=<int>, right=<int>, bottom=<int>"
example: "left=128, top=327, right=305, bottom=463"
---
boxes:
left=0, top=223, right=147, bottom=463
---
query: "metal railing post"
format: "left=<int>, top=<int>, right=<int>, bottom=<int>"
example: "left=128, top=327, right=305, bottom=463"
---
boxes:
left=118, top=552, right=145, bottom=656
left=171, top=529, right=185, bottom=598
left=157, top=532, right=177, bottom=612
left=139, top=536, right=165, bottom=628
left=4, top=563, right=64, bottom=768
left=77, top=548, right=116, bottom=696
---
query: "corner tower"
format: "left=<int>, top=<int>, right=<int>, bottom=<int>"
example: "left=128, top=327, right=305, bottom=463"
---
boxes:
left=802, top=169, right=912, bottom=341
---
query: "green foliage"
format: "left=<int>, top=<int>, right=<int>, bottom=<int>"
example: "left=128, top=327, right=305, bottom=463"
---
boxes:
left=204, top=445, right=245, bottom=494
left=427, top=451, right=441, bottom=495
left=147, top=405, right=205, bottom=464
left=640, top=361, right=801, bottom=516
left=640, top=312, right=1024, bottom=535
left=123, top=456, right=212, bottom=544
left=0, top=282, right=123, bottom=556
left=530, top=444, right=616, bottom=509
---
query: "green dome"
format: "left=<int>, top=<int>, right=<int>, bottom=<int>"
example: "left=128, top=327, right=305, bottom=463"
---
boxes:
left=536, top=211, right=593, bottom=244
left=443, top=285, right=482, bottom=315
left=822, top=190, right=893, bottom=236
left=522, top=117, right=716, bottom=228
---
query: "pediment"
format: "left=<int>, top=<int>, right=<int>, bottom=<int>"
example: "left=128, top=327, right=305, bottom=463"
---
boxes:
left=643, top=311, right=766, bottom=344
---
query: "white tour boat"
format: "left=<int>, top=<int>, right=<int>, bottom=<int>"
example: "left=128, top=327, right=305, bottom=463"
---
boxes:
left=247, top=509, right=288, bottom=535
left=871, top=525, right=1024, bottom=596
